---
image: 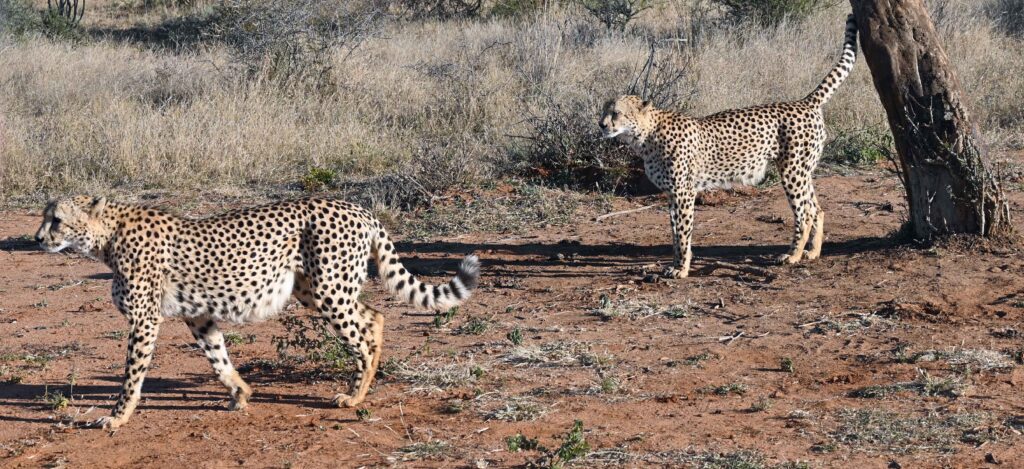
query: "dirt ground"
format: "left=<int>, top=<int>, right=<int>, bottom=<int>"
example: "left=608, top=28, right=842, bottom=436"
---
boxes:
left=2, top=173, right=1024, bottom=468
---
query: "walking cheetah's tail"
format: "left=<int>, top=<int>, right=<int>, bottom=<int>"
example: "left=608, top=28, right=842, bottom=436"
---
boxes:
left=805, top=14, right=858, bottom=107
left=372, top=229, right=480, bottom=312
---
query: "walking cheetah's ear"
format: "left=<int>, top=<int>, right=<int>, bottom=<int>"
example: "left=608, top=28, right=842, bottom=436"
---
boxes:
left=89, top=197, right=107, bottom=217
left=641, top=100, right=653, bottom=112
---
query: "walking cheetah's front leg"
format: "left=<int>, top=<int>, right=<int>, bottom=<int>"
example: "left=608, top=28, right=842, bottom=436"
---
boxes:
left=90, top=312, right=161, bottom=429
left=664, top=184, right=697, bottom=279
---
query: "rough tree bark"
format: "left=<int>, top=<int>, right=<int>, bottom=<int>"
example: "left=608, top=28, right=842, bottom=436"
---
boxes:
left=849, top=0, right=1012, bottom=239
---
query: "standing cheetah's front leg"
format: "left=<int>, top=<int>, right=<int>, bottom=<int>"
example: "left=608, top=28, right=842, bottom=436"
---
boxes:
left=664, top=184, right=697, bottom=279
left=90, top=313, right=161, bottom=429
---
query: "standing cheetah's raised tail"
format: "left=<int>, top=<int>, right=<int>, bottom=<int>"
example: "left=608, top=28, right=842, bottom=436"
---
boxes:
left=372, top=230, right=480, bottom=311
left=805, top=14, right=858, bottom=107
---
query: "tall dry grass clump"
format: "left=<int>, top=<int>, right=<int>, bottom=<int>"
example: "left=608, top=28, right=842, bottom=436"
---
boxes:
left=0, top=0, right=1021, bottom=206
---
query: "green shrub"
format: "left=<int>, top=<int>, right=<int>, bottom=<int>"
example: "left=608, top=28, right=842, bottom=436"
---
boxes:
left=711, top=0, right=831, bottom=27
left=822, top=127, right=893, bottom=167
left=391, top=0, right=483, bottom=20
left=490, top=0, right=544, bottom=18
left=0, top=0, right=85, bottom=41
left=210, top=0, right=382, bottom=91
left=301, top=167, right=337, bottom=192
left=580, top=0, right=651, bottom=31
left=0, top=0, right=42, bottom=37
left=987, top=0, right=1024, bottom=38
left=514, top=96, right=641, bottom=193
left=272, top=316, right=352, bottom=370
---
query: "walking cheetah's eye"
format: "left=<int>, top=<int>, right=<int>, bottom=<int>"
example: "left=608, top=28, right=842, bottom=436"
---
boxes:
left=52, top=217, right=62, bottom=229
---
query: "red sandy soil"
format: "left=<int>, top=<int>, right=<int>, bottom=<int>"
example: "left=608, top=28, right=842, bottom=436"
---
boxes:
left=1, top=173, right=1023, bottom=468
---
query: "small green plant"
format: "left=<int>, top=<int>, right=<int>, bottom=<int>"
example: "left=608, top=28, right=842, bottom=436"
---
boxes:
left=102, top=330, right=128, bottom=340
left=663, top=304, right=691, bottom=319
left=504, top=422, right=593, bottom=467
left=780, top=357, right=795, bottom=373
left=682, top=351, right=719, bottom=368
left=433, top=307, right=458, bottom=328
left=549, top=420, right=590, bottom=469
left=588, top=294, right=619, bottom=321
left=699, top=382, right=747, bottom=396
left=272, top=316, right=351, bottom=370
left=441, top=398, right=465, bottom=414
left=7, top=375, right=24, bottom=384
left=756, top=166, right=782, bottom=189
left=506, top=326, right=524, bottom=346
left=749, top=396, right=773, bottom=412
left=505, top=432, right=542, bottom=452
left=598, top=376, right=619, bottom=394
left=811, top=441, right=838, bottom=453
left=40, top=387, right=69, bottom=411
left=301, top=167, right=336, bottom=192
left=455, top=316, right=489, bottom=335
left=355, top=408, right=371, bottom=421
left=224, top=331, right=249, bottom=346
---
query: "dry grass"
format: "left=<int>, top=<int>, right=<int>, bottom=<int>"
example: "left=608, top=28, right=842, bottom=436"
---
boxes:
left=1, top=0, right=1022, bottom=206
left=829, top=408, right=996, bottom=454
left=502, top=340, right=610, bottom=367
left=387, top=358, right=485, bottom=392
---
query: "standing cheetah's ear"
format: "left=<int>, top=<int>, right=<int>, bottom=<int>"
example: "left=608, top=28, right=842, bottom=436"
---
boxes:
left=641, top=100, right=653, bottom=112
left=89, top=197, right=108, bottom=217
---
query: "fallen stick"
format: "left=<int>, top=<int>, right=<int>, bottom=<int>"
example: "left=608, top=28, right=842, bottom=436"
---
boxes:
left=593, top=204, right=661, bottom=222
left=720, top=331, right=744, bottom=345
left=699, top=260, right=775, bottom=279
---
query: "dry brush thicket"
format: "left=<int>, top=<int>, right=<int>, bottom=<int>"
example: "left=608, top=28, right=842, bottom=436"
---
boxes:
left=0, top=0, right=1021, bottom=206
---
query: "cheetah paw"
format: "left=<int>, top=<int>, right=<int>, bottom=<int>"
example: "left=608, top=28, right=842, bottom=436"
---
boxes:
left=86, top=416, right=125, bottom=430
left=663, top=266, right=689, bottom=279
left=228, top=398, right=249, bottom=411
left=331, top=393, right=358, bottom=408
left=777, top=250, right=811, bottom=265
left=776, top=254, right=800, bottom=265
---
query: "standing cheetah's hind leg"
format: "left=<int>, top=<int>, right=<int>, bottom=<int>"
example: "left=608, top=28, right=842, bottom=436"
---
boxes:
left=777, top=153, right=817, bottom=265
left=806, top=195, right=824, bottom=260
left=326, top=302, right=383, bottom=408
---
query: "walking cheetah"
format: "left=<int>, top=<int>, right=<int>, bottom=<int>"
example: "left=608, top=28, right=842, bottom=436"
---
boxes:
left=35, top=196, right=480, bottom=429
left=599, top=15, right=858, bottom=278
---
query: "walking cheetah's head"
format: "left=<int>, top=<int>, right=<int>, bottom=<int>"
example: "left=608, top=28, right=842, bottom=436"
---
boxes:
left=599, top=95, right=654, bottom=143
left=36, top=196, right=108, bottom=255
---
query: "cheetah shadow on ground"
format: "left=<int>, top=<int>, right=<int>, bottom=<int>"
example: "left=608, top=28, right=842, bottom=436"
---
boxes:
left=0, top=375, right=329, bottom=418
left=394, top=235, right=898, bottom=279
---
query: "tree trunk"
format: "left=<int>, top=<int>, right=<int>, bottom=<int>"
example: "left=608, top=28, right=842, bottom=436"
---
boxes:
left=849, top=0, right=1011, bottom=239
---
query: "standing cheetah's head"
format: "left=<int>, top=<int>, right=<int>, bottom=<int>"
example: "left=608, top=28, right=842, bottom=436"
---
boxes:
left=599, top=95, right=654, bottom=143
left=36, top=196, right=108, bottom=255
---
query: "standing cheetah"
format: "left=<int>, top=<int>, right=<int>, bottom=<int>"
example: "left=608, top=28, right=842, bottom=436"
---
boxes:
left=599, top=15, right=858, bottom=278
left=35, top=196, right=480, bottom=429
